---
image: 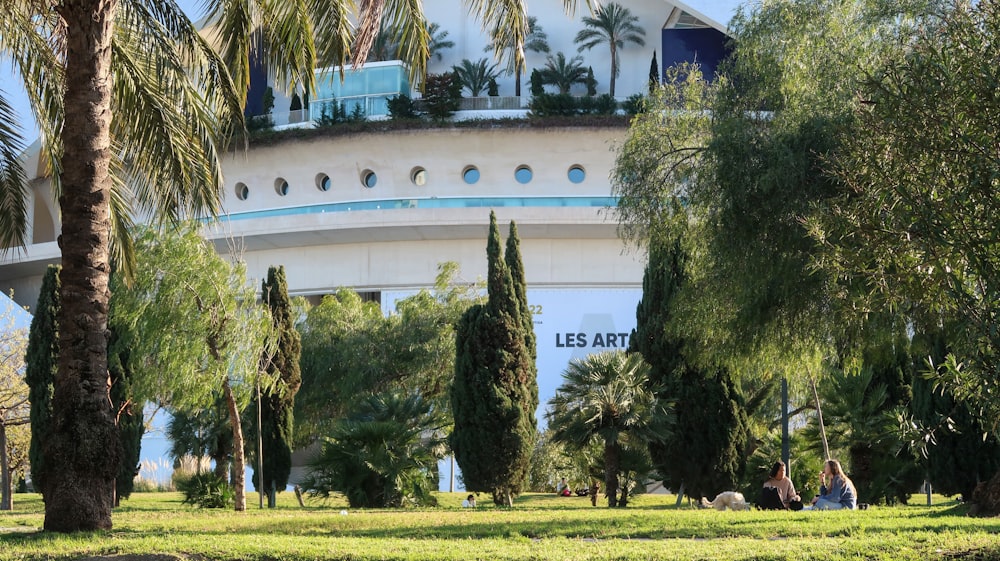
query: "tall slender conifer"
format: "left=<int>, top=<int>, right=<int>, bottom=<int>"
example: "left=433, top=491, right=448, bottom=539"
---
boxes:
left=255, top=266, right=301, bottom=506
left=452, top=212, right=537, bottom=506
left=632, top=235, right=748, bottom=500
left=25, top=265, right=59, bottom=493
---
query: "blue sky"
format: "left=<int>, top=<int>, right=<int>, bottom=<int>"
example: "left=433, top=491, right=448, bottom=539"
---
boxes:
left=1, top=291, right=32, bottom=329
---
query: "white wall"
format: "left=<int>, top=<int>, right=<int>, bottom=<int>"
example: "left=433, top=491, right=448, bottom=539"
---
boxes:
left=424, top=0, right=673, bottom=98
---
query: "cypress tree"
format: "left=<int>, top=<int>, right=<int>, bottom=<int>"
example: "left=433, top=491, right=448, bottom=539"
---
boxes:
left=451, top=212, right=536, bottom=506
left=25, top=265, right=60, bottom=494
left=648, top=51, right=660, bottom=94
left=631, top=234, right=748, bottom=501
left=586, top=67, right=597, bottom=97
left=255, top=266, right=302, bottom=507
left=109, top=327, right=143, bottom=505
left=530, top=69, right=545, bottom=96
left=505, top=221, right=537, bottom=374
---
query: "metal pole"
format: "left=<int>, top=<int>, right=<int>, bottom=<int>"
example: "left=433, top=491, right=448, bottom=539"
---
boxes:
left=257, top=381, right=264, bottom=509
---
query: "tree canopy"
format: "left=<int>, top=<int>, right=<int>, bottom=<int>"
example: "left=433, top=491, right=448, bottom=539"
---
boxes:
left=110, top=224, right=275, bottom=511
left=297, top=263, right=480, bottom=444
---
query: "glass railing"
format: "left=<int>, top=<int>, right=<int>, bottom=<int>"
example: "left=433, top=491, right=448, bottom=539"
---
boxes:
left=213, top=196, right=618, bottom=222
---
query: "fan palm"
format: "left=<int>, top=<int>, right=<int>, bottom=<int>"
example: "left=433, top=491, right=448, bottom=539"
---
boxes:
left=574, top=2, right=646, bottom=97
left=547, top=350, right=671, bottom=507
left=0, top=0, right=595, bottom=533
left=539, top=52, right=589, bottom=94
left=303, top=392, right=447, bottom=508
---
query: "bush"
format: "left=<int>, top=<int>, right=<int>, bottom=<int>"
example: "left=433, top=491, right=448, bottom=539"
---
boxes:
left=528, top=93, right=579, bottom=117
left=622, top=93, right=646, bottom=115
left=590, top=94, right=618, bottom=115
left=387, top=95, right=420, bottom=120
left=176, top=472, right=235, bottom=509
left=422, top=73, right=462, bottom=120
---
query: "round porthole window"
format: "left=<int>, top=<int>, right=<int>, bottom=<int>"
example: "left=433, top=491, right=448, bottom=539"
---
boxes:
left=463, top=166, right=480, bottom=185
left=411, top=167, right=427, bottom=186
left=275, top=178, right=289, bottom=196
left=316, top=173, right=332, bottom=192
left=568, top=165, right=586, bottom=184
left=362, top=170, right=378, bottom=188
left=514, top=165, right=533, bottom=184
left=235, top=182, right=249, bottom=201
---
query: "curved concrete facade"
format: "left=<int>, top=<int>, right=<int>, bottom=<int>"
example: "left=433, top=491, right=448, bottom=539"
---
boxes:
left=209, top=126, right=643, bottom=297
left=0, top=125, right=644, bottom=308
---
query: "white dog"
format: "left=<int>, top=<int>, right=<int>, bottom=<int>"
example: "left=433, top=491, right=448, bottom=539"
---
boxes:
left=700, top=491, right=748, bottom=511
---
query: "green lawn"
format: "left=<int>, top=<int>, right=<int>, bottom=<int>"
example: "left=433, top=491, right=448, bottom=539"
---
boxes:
left=2, top=492, right=999, bottom=560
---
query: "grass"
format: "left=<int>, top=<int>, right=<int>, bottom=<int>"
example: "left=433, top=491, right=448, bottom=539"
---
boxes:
left=3, top=492, right=1000, bottom=560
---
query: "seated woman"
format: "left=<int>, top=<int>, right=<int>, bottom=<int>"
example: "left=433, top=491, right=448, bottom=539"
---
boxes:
left=811, top=459, right=857, bottom=510
left=762, top=460, right=802, bottom=510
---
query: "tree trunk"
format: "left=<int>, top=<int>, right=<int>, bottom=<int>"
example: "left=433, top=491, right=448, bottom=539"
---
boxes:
left=1, top=424, right=11, bottom=510
left=223, top=379, right=247, bottom=511
left=808, top=371, right=830, bottom=461
left=604, top=440, right=620, bottom=508
left=45, top=0, right=121, bottom=533
left=609, top=47, right=617, bottom=97
left=515, top=62, right=522, bottom=98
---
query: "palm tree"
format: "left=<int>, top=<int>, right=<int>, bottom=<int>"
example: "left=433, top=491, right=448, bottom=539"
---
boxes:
left=485, top=16, right=550, bottom=97
left=0, top=0, right=594, bottom=533
left=427, top=22, right=455, bottom=62
left=453, top=58, right=501, bottom=97
left=302, top=392, right=447, bottom=508
left=539, top=52, right=589, bottom=94
left=574, top=2, right=646, bottom=97
left=546, top=350, right=671, bottom=507
left=1, top=0, right=246, bottom=531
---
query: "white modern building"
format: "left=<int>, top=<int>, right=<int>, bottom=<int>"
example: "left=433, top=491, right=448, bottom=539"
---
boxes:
left=0, top=0, right=739, bottom=486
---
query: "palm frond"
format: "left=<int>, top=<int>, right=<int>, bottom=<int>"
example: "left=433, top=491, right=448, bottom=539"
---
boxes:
left=261, top=0, right=319, bottom=95
left=310, top=0, right=353, bottom=74
left=0, top=94, right=29, bottom=252
left=107, top=158, right=138, bottom=283
left=373, top=0, right=429, bottom=85
left=204, top=0, right=259, bottom=100
left=111, top=27, right=224, bottom=225
left=0, top=0, right=65, bottom=246
left=465, top=0, right=528, bottom=77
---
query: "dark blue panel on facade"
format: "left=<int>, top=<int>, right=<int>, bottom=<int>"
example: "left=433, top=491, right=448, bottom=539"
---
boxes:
left=245, top=45, right=269, bottom=117
left=661, top=28, right=731, bottom=81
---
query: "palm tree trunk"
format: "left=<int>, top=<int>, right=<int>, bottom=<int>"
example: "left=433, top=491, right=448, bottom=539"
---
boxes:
left=609, top=46, right=617, bottom=97
left=515, top=61, right=523, bottom=97
left=44, top=0, right=121, bottom=533
left=604, top=440, right=620, bottom=507
left=223, top=379, right=247, bottom=511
